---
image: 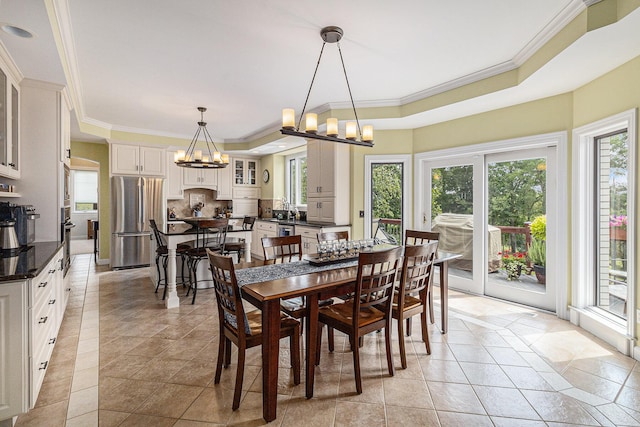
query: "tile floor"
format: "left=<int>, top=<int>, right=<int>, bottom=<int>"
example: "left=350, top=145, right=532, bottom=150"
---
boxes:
left=14, top=253, right=640, bottom=426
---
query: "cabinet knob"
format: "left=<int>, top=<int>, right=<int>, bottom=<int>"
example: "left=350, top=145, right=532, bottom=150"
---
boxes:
left=49, top=299, right=56, bottom=305
left=49, top=337, right=57, bottom=345
left=39, top=316, right=48, bottom=324
left=38, top=281, right=48, bottom=288
left=39, top=361, right=49, bottom=370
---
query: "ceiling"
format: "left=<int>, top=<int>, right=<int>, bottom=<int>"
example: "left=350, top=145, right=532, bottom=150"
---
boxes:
left=1, top=0, right=640, bottom=154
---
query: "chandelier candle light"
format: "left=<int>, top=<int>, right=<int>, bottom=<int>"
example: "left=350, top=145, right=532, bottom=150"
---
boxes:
left=175, top=107, right=229, bottom=168
left=281, top=26, right=374, bottom=147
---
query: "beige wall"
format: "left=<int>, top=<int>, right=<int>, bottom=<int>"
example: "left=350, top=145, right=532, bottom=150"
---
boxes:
left=70, top=141, right=110, bottom=262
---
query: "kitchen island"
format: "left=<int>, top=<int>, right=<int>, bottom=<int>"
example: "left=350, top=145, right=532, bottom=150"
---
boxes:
left=157, top=222, right=253, bottom=309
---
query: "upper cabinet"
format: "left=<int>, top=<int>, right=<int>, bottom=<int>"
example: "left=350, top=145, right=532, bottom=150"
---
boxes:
left=0, top=57, right=21, bottom=179
left=110, top=143, right=166, bottom=176
left=183, top=167, right=217, bottom=190
left=233, top=157, right=259, bottom=187
left=166, top=150, right=184, bottom=199
left=306, top=140, right=350, bottom=225
left=216, top=163, right=233, bottom=200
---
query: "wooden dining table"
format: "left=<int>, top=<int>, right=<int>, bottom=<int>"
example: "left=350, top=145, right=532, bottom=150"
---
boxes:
left=239, top=250, right=460, bottom=422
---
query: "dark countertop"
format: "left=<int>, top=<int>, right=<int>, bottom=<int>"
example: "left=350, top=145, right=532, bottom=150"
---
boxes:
left=256, top=218, right=351, bottom=228
left=0, top=241, right=63, bottom=283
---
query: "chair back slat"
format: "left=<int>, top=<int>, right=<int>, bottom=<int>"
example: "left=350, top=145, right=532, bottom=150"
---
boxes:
left=262, top=235, right=302, bottom=264
left=401, top=242, right=439, bottom=297
left=149, top=219, right=166, bottom=249
left=207, top=250, right=250, bottom=336
left=197, top=218, right=228, bottom=251
left=354, top=247, right=402, bottom=313
left=404, top=229, right=439, bottom=246
left=242, top=216, right=256, bottom=230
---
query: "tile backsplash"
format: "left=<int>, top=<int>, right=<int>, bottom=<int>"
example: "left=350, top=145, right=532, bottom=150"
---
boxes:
left=167, top=189, right=231, bottom=219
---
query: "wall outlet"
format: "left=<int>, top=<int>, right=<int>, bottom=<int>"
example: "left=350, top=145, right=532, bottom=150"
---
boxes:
left=359, top=210, right=365, bottom=218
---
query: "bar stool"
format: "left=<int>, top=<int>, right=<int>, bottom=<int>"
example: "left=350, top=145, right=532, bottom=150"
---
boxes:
left=223, top=216, right=255, bottom=263
left=149, top=219, right=190, bottom=300
left=185, top=218, right=228, bottom=304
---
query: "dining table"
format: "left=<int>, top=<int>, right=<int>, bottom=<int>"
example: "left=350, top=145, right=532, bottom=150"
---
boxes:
left=238, top=249, right=461, bottom=422
left=157, top=219, right=253, bottom=309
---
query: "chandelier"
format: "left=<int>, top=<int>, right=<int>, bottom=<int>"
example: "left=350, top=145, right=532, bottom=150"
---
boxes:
left=281, top=26, right=374, bottom=147
left=175, top=107, right=229, bottom=168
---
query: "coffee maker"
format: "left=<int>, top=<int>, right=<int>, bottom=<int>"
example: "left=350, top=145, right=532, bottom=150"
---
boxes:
left=0, top=202, right=40, bottom=247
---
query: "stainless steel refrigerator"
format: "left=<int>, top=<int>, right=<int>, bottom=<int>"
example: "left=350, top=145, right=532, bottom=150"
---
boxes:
left=111, top=176, right=165, bottom=269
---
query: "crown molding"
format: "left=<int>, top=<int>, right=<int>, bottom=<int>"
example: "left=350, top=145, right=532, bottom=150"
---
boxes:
left=0, top=39, right=24, bottom=83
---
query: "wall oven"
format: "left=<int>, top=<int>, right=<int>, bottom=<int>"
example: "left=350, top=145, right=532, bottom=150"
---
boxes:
left=61, top=207, right=74, bottom=276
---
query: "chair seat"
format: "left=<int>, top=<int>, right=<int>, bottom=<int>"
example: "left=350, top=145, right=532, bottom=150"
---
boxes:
left=224, top=241, right=244, bottom=251
left=391, top=293, right=422, bottom=311
left=156, top=243, right=190, bottom=256
left=231, top=310, right=299, bottom=336
left=186, top=245, right=222, bottom=258
left=319, top=302, right=386, bottom=328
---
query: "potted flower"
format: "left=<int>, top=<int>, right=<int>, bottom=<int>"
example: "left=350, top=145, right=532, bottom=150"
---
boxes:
left=501, top=251, right=527, bottom=280
left=529, top=215, right=546, bottom=283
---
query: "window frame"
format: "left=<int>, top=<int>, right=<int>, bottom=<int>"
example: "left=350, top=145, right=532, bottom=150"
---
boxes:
left=71, top=168, right=99, bottom=214
left=285, top=152, right=307, bottom=209
left=571, top=109, right=636, bottom=355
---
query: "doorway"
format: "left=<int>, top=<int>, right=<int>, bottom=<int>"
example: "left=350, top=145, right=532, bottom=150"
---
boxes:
left=70, top=158, right=100, bottom=255
left=416, top=133, right=566, bottom=313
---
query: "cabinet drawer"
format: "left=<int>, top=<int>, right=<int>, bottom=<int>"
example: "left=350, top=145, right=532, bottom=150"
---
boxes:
left=32, top=299, right=57, bottom=351
left=255, top=221, right=277, bottom=233
left=32, top=266, right=57, bottom=308
left=295, top=226, right=318, bottom=240
left=232, top=187, right=261, bottom=199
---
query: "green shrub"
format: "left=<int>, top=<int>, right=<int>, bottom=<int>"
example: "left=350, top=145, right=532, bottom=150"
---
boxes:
left=530, top=215, right=546, bottom=241
left=528, top=239, right=546, bottom=266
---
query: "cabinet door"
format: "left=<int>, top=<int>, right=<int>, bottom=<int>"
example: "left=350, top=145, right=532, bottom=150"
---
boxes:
left=183, top=167, right=201, bottom=186
left=217, top=164, right=233, bottom=199
left=233, top=199, right=258, bottom=217
left=234, top=159, right=245, bottom=185
left=139, top=146, right=166, bottom=176
left=200, top=168, right=218, bottom=187
left=166, top=151, right=184, bottom=199
left=246, top=159, right=258, bottom=186
left=59, top=91, right=70, bottom=167
left=307, top=198, right=335, bottom=224
left=0, top=281, right=28, bottom=420
left=317, top=143, right=335, bottom=197
left=111, top=144, right=140, bottom=174
left=306, top=140, right=322, bottom=197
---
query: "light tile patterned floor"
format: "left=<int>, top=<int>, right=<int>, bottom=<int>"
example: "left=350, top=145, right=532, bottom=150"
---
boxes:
left=15, top=253, right=640, bottom=426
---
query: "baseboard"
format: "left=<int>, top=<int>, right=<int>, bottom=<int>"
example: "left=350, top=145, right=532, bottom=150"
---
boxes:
left=569, top=306, right=634, bottom=355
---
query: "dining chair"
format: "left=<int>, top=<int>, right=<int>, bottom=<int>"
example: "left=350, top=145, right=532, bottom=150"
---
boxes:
left=404, top=229, right=440, bottom=327
left=223, top=216, right=256, bottom=263
left=149, top=219, right=190, bottom=300
left=317, top=230, right=349, bottom=243
left=185, top=218, right=228, bottom=304
left=262, top=235, right=335, bottom=345
left=207, top=250, right=301, bottom=410
left=394, top=241, right=439, bottom=368
left=315, top=246, right=403, bottom=394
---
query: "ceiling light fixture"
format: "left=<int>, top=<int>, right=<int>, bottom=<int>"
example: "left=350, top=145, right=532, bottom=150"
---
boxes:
left=175, top=107, right=229, bottom=168
left=281, top=26, right=374, bottom=147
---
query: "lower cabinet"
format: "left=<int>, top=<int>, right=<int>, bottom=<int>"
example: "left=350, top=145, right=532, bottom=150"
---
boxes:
left=251, top=220, right=277, bottom=258
left=0, top=247, right=66, bottom=422
left=295, top=225, right=351, bottom=255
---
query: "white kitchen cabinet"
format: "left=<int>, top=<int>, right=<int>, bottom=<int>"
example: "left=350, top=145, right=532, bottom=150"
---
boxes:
left=252, top=220, right=277, bottom=258
left=233, top=199, right=258, bottom=217
left=306, top=139, right=350, bottom=224
left=0, top=281, right=28, bottom=420
left=296, top=224, right=351, bottom=255
left=216, top=163, right=233, bottom=200
left=165, top=150, right=184, bottom=199
left=0, top=55, right=21, bottom=179
left=232, top=187, right=261, bottom=199
left=110, top=143, right=166, bottom=176
left=0, top=247, right=66, bottom=422
left=232, top=157, right=259, bottom=187
left=183, top=167, right=218, bottom=189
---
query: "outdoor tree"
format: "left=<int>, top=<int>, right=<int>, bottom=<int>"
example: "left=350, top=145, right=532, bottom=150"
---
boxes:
left=371, top=163, right=402, bottom=220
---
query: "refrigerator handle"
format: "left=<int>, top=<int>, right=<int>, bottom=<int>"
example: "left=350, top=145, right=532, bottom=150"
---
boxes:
left=139, top=178, right=145, bottom=231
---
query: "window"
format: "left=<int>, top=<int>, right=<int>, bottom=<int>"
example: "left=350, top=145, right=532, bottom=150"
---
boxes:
left=572, top=109, right=636, bottom=353
left=72, top=169, right=98, bottom=212
left=286, top=153, right=307, bottom=207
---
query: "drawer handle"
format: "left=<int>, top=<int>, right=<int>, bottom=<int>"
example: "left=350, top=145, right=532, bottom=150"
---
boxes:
left=49, top=299, right=56, bottom=305
left=39, top=361, right=48, bottom=370
left=39, top=316, right=48, bottom=324
left=49, top=269, right=56, bottom=274
left=38, top=281, right=48, bottom=288
left=66, top=288, right=71, bottom=292
left=49, top=337, right=57, bottom=345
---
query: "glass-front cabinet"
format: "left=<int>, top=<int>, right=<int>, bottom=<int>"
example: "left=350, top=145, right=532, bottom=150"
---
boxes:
left=0, top=57, right=20, bottom=179
left=233, top=157, right=259, bottom=187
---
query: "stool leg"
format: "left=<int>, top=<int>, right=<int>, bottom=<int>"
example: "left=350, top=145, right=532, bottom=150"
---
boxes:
left=154, top=254, right=162, bottom=293
left=191, top=258, right=200, bottom=304
left=162, top=255, right=169, bottom=300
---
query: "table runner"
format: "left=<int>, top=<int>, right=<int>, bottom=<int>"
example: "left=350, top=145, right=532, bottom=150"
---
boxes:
left=235, top=258, right=359, bottom=287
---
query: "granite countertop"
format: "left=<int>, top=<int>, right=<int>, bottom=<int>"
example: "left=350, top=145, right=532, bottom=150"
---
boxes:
left=256, top=218, right=350, bottom=228
left=0, top=241, right=63, bottom=283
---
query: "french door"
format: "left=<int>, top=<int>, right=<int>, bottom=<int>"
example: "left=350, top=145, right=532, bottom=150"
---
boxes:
left=419, top=141, right=559, bottom=312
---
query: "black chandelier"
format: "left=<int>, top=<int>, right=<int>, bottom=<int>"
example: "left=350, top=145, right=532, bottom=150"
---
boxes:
left=281, top=26, right=374, bottom=147
left=175, top=107, right=229, bottom=168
